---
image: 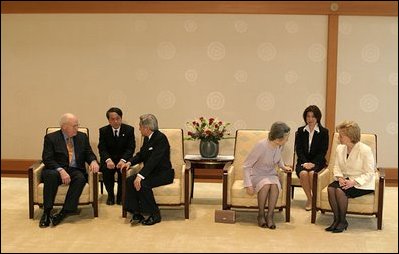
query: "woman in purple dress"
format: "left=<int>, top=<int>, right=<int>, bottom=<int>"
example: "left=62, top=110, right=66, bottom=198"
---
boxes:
left=243, top=122, right=292, bottom=229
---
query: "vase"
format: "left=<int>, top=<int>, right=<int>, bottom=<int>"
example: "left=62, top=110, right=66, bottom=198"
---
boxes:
left=199, top=140, right=219, bottom=158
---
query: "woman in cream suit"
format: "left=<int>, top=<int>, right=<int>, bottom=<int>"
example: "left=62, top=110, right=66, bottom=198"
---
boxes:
left=326, top=120, right=375, bottom=233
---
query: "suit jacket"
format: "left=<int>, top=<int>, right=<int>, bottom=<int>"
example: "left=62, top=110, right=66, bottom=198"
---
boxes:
left=42, top=130, right=97, bottom=171
left=295, top=125, right=329, bottom=172
left=333, top=142, right=375, bottom=190
left=129, top=130, right=173, bottom=179
left=98, top=123, right=135, bottom=165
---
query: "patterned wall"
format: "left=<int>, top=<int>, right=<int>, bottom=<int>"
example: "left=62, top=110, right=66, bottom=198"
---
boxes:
left=1, top=13, right=396, bottom=167
left=336, top=16, right=398, bottom=167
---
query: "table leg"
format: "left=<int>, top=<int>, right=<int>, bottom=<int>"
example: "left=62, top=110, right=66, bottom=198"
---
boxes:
left=190, top=167, right=195, bottom=199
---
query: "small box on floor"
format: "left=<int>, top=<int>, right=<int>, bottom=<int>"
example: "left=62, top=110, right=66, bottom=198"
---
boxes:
left=214, top=209, right=236, bottom=224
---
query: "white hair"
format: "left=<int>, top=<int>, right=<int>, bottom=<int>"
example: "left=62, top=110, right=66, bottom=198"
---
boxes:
left=59, top=113, right=77, bottom=127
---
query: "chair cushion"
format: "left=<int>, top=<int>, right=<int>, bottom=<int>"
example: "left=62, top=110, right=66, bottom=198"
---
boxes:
left=319, top=187, right=376, bottom=213
left=37, top=183, right=91, bottom=204
left=230, top=180, right=285, bottom=207
left=153, top=179, right=181, bottom=204
left=291, top=173, right=301, bottom=186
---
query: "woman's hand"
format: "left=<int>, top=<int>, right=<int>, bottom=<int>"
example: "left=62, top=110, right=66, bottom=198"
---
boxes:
left=342, top=179, right=356, bottom=190
left=246, top=186, right=255, bottom=195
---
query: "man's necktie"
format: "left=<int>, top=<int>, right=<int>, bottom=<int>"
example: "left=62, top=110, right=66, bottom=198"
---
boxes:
left=114, top=130, right=118, bottom=138
left=66, top=137, right=74, bottom=164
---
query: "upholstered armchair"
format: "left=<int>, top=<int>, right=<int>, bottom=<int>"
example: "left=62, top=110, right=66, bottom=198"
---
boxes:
left=222, top=129, right=292, bottom=222
left=28, top=127, right=98, bottom=219
left=311, top=133, right=385, bottom=229
left=121, top=129, right=191, bottom=219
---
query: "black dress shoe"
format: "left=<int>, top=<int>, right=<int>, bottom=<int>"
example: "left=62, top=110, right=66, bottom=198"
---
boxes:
left=106, top=196, right=115, bottom=205
left=52, top=211, right=67, bottom=226
left=130, top=214, right=145, bottom=224
left=142, top=213, right=161, bottom=226
left=116, top=193, right=122, bottom=205
left=39, top=213, right=52, bottom=228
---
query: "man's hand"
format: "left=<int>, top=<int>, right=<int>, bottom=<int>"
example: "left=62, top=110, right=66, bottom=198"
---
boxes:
left=59, top=169, right=71, bottom=185
left=106, top=160, right=116, bottom=170
left=134, top=175, right=142, bottom=191
left=120, top=161, right=131, bottom=171
left=90, top=160, right=100, bottom=173
left=116, top=160, right=125, bottom=169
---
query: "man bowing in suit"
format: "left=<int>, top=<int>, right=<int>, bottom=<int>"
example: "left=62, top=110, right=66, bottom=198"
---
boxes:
left=98, top=107, right=135, bottom=205
left=121, top=114, right=174, bottom=226
left=40, top=113, right=99, bottom=228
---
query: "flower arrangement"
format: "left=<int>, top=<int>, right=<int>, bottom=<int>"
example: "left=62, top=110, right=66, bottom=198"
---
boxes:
left=186, top=117, right=230, bottom=143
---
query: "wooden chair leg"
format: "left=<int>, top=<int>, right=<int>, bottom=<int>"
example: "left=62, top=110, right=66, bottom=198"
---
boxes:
left=93, top=173, right=98, bottom=217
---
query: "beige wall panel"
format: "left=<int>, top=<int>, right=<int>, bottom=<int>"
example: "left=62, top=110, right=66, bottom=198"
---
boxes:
left=336, top=16, right=398, bottom=167
left=2, top=14, right=327, bottom=164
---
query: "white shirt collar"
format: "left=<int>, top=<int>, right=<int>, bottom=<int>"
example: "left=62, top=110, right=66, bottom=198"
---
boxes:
left=148, top=131, right=154, bottom=140
left=303, top=124, right=320, bottom=133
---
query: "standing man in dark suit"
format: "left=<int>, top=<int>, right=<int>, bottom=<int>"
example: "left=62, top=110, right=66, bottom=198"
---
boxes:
left=98, top=107, right=135, bottom=205
left=121, top=114, right=174, bottom=226
left=295, top=105, right=329, bottom=211
left=40, top=113, right=99, bottom=228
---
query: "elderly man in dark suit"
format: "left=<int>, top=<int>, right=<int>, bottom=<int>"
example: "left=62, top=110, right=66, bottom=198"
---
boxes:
left=98, top=107, right=135, bottom=205
left=40, top=113, right=99, bottom=228
left=121, top=114, right=174, bottom=226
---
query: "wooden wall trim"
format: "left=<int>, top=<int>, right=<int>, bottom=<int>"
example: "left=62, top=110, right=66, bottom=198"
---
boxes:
left=1, top=159, right=37, bottom=177
left=384, top=168, right=398, bottom=186
left=325, top=14, right=339, bottom=160
left=1, top=1, right=397, bottom=16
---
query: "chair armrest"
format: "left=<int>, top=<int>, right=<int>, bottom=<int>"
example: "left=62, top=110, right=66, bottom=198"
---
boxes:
left=316, top=167, right=331, bottom=191
left=31, top=162, right=45, bottom=187
left=224, top=165, right=235, bottom=206
left=377, top=167, right=386, bottom=179
left=226, top=165, right=235, bottom=191
left=29, top=161, right=44, bottom=203
left=180, top=164, right=190, bottom=202
left=127, top=163, right=143, bottom=177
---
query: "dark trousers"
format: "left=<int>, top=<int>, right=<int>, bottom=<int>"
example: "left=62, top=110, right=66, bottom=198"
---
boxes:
left=125, top=169, right=174, bottom=214
left=101, top=166, right=122, bottom=201
left=41, top=167, right=86, bottom=212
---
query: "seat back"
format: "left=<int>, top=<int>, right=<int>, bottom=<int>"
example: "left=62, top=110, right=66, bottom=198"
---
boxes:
left=46, top=127, right=89, bottom=137
left=232, top=129, right=269, bottom=180
left=290, top=131, right=303, bottom=197
left=327, top=133, right=377, bottom=179
left=136, top=129, right=184, bottom=179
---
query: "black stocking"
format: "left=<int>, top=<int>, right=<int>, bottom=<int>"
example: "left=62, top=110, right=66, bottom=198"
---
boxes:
left=257, top=185, right=270, bottom=226
left=266, top=184, right=279, bottom=227
left=335, top=188, right=349, bottom=228
left=327, top=186, right=340, bottom=228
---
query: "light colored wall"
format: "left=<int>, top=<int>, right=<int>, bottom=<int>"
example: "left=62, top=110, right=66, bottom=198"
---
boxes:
left=2, top=13, right=396, bottom=168
left=336, top=16, right=398, bottom=167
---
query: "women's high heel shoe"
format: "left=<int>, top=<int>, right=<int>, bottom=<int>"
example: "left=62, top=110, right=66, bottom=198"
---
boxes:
left=332, top=221, right=348, bottom=233
left=325, top=221, right=338, bottom=231
left=257, top=215, right=267, bottom=228
left=266, top=218, right=276, bottom=230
